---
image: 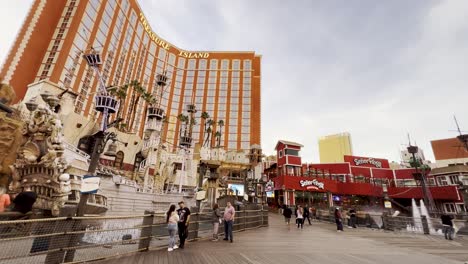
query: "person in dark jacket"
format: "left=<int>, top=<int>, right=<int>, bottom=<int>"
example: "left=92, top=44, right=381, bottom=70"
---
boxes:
left=348, top=208, right=357, bottom=228
left=283, top=206, right=293, bottom=225
left=303, top=205, right=311, bottom=225
left=334, top=207, right=343, bottom=232
left=441, top=214, right=454, bottom=240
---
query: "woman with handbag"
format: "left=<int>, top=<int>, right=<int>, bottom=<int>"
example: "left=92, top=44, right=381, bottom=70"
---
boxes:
left=212, top=203, right=222, bottom=241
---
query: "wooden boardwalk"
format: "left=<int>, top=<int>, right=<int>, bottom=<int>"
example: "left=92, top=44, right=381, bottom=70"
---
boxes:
left=97, top=213, right=468, bottom=264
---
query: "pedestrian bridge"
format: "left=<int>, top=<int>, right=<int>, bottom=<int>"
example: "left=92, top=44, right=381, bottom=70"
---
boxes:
left=96, top=213, right=468, bottom=264
left=1, top=210, right=467, bottom=264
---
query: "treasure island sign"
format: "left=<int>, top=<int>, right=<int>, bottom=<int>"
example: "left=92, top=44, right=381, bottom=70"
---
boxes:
left=140, top=13, right=210, bottom=59
left=299, top=179, right=325, bottom=191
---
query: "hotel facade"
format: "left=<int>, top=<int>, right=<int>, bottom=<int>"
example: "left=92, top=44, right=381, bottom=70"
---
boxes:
left=0, top=0, right=261, bottom=151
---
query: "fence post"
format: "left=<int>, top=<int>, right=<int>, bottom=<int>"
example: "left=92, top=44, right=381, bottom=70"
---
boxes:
left=421, top=215, right=430, bottom=235
left=189, top=210, right=199, bottom=240
left=44, top=217, right=74, bottom=264
left=138, top=210, right=154, bottom=251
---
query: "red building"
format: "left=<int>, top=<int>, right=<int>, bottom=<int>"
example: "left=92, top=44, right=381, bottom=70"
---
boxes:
left=269, top=140, right=465, bottom=214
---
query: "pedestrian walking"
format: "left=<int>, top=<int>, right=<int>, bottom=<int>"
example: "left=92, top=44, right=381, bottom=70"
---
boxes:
left=310, top=206, right=317, bottom=221
left=296, top=206, right=304, bottom=229
left=441, top=214, right=454, bottom=240
left=283, top=206, right=292, bottom=225
left=166, top=204, right=179, bottom=252
left=176, top=201, right=191, bottom=249
left=348, top=208, right=357, bottom=228
left=334, top=207, right=343, bottom=232
left=212, top=203, right=222, bottom=241
left=303, top=205, right=311, bottom=225
left=223, top=202, right=235, bottom=243
left=0, top=186, right=11, bottom=213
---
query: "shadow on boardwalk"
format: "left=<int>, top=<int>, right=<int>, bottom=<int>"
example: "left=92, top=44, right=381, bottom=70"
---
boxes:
left=97, top=213, right=468, bottom=264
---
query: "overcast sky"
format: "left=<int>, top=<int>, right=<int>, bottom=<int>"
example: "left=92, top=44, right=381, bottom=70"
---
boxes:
left=1, top=0, right=468, bottom=163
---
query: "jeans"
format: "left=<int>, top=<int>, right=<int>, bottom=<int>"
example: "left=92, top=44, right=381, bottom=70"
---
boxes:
left=178, top=222, right=188, bottom=248
left=168, top=224, right=177, bottom=248
left=443, top=225, right=454, bottom=240
left=336, top=219, right=343, bottom=231
left=349, top=216, right=357, bottom=228
left=304, top=216, right=311, bottom=225
left=213, top=222, right=219, bottom=239
left=224, top=220, right=233, bottom=241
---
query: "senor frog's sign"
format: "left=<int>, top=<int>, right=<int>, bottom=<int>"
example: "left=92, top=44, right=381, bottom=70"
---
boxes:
left=299, top=179, right=325, bottom=190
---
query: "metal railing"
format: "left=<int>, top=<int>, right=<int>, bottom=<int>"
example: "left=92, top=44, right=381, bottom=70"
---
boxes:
left=0, top=206, right=268, bottom=264
left=312, top=209, right=468, bottom=235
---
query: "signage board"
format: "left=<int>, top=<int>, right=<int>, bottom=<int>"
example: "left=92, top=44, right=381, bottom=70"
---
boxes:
left=384, top=201, right=392, bottom=209
left=196, top=190, right=206, bottom=201
left=299, top=179, right=325, bottom=190
left=80, top=175, right=100, bottom=194
left=344, top=155, right=390, bottom=169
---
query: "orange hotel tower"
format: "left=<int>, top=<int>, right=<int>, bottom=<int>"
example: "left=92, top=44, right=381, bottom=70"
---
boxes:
left=0, top=0, right=261, bottom=150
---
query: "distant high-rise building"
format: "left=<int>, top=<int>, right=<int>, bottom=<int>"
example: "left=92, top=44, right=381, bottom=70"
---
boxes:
left=318, top=132, right=353, bottom=163
left=401, top=148, right=429, bottom=168
left=0, top=0, right=261, bottom=151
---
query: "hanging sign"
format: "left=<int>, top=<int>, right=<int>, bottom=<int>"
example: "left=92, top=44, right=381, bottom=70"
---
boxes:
left=299, top=179, right=325, bottom=190
left=80, top=175, right=100, bottom=194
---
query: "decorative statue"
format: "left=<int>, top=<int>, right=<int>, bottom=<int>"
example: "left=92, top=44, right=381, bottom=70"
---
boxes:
left=11, top=93, right=70, bottom=216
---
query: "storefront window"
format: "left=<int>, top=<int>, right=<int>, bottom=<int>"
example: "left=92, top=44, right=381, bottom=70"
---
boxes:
left=285, top=149, right=299, bottom=156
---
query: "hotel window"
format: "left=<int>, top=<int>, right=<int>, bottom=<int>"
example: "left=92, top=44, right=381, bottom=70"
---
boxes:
left=243, top=90, right=251, bottom=98
left=233, top=60, right=240, bottom=70
left=229, top=134, right=238, bottom=141
left=241, top=134, right=250, bottom=142
left=228, top=142, right=237, bottom=149
left=218, top=104, right=226, bottom=111
left=243, top=104, right=251, bottom=111
left=188, top=59, right=196, bottom=69
left=241, top=142, right=250, bottom=149
left=219, top=90, right=227, bottom=97
left=217, top=111, right=226, bottom=118
left=243, top=60, right=252, bottom=70
left=243, top=97, right=251, bottom=104
left=210, top=59, right=218, bottom=69
left=241, top=127, right=250, bottom=133
left=230, top=104, right=239, bottom=111
left=221, top=60, right=229, bottom=70
left=199, top=59, right=207, bottom=69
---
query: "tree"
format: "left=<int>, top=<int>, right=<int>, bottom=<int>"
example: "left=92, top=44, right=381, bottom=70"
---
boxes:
left=216, top=120, right=224, bottom=147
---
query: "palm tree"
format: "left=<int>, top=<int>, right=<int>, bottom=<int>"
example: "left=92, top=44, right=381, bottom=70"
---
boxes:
left=108, top=84, right=128, bottom=120
left=216, top=120, right=224, bottom=147
left=128, top=81, right=147, bottom=130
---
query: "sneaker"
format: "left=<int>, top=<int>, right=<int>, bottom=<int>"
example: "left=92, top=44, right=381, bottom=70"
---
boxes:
left=173, top=245, right=178, bottom=249
left=230, top=240, right=233, bottom=243
left=168, top=248, right=173, bottom=252
left=337, top=230, right=342, bottom=232
left=212, top=239, right=219, bottom=241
